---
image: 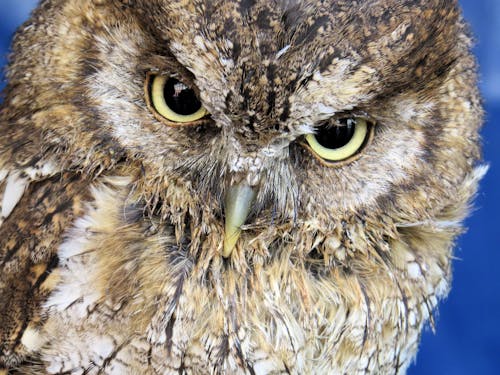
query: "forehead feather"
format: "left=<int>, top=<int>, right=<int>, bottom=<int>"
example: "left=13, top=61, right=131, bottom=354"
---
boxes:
left=133, top=0, right=463, bottom=119
left=140, top=1, right=461, bottom=65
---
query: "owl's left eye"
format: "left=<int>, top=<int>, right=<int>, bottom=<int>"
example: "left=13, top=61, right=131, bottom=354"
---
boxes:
left=146, top=73, right=209, bottom=124
left=303, top=117, right=374, bottom=165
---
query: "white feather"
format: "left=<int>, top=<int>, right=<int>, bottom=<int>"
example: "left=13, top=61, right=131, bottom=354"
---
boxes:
left=407, top=262, right=422, bottom=279
left=91, top=336, right=115, bottom=362
left=1, top=172, right=28, bottom=220
left=276, top=44, right=290, bottom=59
left=23, top=160, right=57, bottom=180
left=0, top=168, right=8, bottom=181
left=21, top=327, right=46, bottom=352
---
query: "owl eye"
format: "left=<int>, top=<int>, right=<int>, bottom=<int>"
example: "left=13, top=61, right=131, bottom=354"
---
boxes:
left=304, top=117, right=372, bottom=164
left=146, top=73, right=209, bottom=124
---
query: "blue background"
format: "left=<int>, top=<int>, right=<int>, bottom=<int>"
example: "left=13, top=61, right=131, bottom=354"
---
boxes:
left=0, top=1, right=498, bottom=374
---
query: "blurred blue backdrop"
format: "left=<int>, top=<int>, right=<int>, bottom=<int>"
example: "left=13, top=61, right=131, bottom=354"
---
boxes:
left=0, top=1, right=498, bottom=374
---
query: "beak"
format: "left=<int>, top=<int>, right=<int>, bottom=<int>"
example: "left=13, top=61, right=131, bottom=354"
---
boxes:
left=223, top=183, right=257, bottom=257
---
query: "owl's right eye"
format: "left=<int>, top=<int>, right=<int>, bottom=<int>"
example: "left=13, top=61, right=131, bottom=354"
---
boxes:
left=145, top=73, right=209, bottom=125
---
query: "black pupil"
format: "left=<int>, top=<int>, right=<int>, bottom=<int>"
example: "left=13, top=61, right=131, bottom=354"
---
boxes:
left=163, top=78, right=202, bottom=115
left=315, top=119, right=356, bottom=149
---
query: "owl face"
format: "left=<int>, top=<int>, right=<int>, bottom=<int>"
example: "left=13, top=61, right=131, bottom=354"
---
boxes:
left=0, top=0, right=484, bottom=372
left=65, top=0, right=479, bottom=258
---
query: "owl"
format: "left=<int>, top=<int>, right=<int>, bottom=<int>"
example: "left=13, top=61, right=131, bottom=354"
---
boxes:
left=0, top=0, right=485, bottom=374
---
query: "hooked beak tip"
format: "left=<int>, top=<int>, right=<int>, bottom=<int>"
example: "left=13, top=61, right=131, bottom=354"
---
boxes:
left=222, top=229, right=241, bottom=258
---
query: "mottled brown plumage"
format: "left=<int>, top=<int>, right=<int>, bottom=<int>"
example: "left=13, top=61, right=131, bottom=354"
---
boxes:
left=0, top=0, right=484, bottom=374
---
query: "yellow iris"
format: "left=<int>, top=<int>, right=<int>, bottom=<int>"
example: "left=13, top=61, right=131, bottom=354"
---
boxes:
left=305, top=118, right=369, bottom=162
left=150, top=75, right=208, bottom=123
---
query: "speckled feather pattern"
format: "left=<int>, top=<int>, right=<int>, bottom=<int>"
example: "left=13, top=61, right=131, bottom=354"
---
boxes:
left=0, top=0, right=484, bottom=374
